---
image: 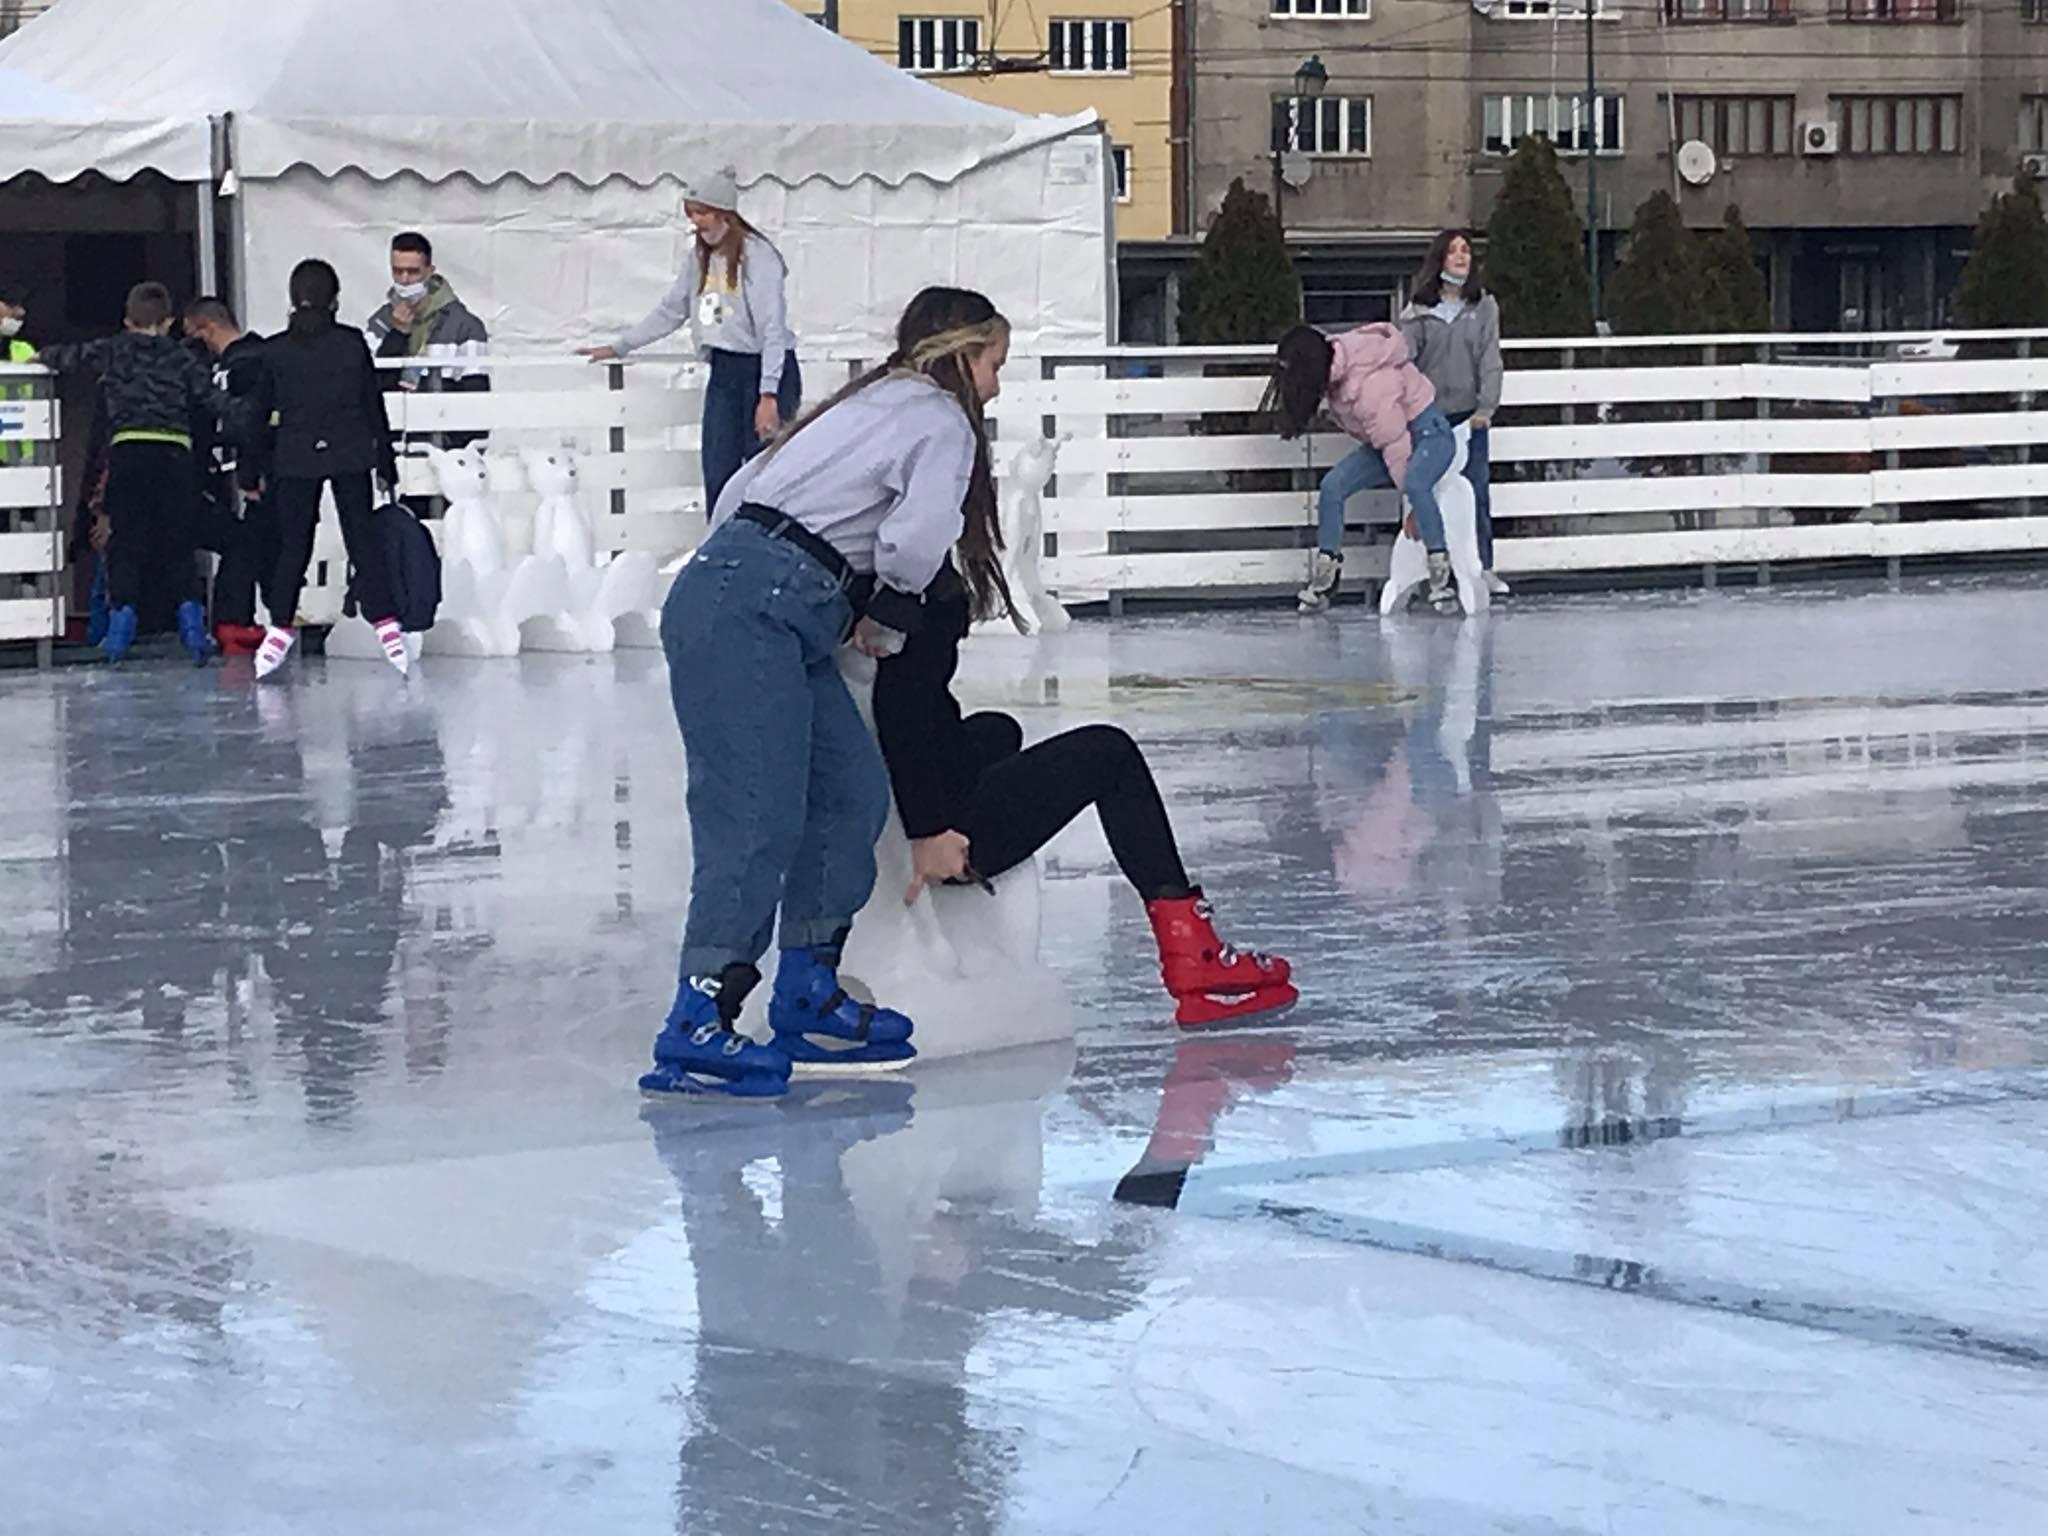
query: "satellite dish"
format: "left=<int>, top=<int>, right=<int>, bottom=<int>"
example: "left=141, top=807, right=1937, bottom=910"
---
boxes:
left=1279, top=152, right=1313, bottom=190
left=1676, top=139, right=1717, bottom=187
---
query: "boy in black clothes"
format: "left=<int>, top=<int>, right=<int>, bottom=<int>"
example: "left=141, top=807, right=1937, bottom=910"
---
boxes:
left=39, top=281, right=222, bottom=665
left=183, top=296, right=273, bottom=650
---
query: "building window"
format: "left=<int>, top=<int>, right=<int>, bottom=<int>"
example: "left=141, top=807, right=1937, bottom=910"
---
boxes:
left=1830, top=0, right=1960, bottom=17
left=898, top=16, right=980, bottom=73
left=2027, top=0, right=2047, bottom=20
left=1832, top=95, right=1963, bottom=154
left=1112, top=145, right=1132, bottom=201
left=1048, top=18, right=1131, bottom=72
left=2020, top=96, right=2048, bottom=152
left=1487, top=0, right=1615, bottom=17
left=1662, top=0, right=1792, bottom=20
left=1272, top=96, right=1373, bottom=157
left=1482, top=94, right=1626, bottom=156
left=1673, top=95, right=1795, bottom=156
left=1269, top=0, right=1370, bottom=16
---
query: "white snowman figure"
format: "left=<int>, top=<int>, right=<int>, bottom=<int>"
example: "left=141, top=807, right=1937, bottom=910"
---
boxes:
left=974, top=434, right=1072, bottom=638
left=733, top=649, right=1076, bottom=1062
left=517, top=447, right=661, bottom=653
left=1379, top=422, right=1488, bottom=619
left=423, top=444, right=567, bottom=657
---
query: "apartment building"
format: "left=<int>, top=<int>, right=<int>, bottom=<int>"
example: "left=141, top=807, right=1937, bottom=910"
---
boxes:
left=1129, top=0, right=2048, bottom=335
left=799, top=0, right=1174, bottom=241
left=0, top=0, right=55, bottom=35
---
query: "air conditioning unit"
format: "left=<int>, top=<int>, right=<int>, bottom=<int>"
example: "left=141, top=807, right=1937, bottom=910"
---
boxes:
left=1801, top=120, right=1840, bottom=157
left=2022, top=153, right=2048, bottom=181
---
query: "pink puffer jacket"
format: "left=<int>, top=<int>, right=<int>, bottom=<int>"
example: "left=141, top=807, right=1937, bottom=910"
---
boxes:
left=1325, top=323, right=1436, bottom=488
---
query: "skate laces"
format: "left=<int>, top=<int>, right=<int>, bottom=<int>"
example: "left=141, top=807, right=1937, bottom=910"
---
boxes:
left=1194, top=898, right=1276, bottom=972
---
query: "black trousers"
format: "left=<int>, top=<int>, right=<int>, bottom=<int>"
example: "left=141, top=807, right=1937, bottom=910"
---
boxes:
left=954, top=717, right=1191, bottom=899
left=102, top=440, right=202, bottom=613
left=209, top=493, right=282, bottom=628
left=271, top=474, right=395, bottom=628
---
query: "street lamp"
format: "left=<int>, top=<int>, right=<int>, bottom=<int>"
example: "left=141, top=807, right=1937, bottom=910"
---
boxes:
left=1273, top=54, right=1327, bottom=237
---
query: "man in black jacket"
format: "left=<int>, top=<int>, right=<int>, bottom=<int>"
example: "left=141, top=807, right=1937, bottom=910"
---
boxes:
left=40, top=282, right=224, bottom=664
left=183, top=296, right=275, bottom=648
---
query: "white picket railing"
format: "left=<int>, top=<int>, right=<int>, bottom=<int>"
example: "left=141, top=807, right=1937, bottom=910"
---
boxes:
left=989, top=331, right=2048, bottom=604
left=8, top=329, right=2046, bottom=646
left=0, top=369, right=62, bottom=646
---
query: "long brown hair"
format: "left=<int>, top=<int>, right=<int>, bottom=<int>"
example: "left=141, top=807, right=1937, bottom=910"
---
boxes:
left=1412, top=228, right=1485, bottom=308
left=693, top=208, right=765, bottom=289
left=765, top=286, right=1015, bottom=625
left=1261, top=323, right=1335, bottom=441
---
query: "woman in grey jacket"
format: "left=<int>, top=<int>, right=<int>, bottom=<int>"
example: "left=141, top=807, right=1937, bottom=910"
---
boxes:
left=583, top=166, right=800, bottom=516
left=1400, top=230, right=1509, bottom=595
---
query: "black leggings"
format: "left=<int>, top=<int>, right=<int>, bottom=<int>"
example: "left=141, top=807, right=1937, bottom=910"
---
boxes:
left=954, top=718, right=1191, bottom=899
left=271, top=474, right=395, bottom=628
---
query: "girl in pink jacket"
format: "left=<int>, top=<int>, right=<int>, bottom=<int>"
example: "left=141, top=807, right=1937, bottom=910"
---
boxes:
left=1266, top=322, right=1457, bottom=613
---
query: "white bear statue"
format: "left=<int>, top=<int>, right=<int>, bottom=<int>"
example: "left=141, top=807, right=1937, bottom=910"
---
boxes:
left=517, top=447, right=662, bottom=653
left=1379, top=422, right=1488, bottom=619
left=734, top=649, right=1076, bottom=1062
left=973, top=434, right=1072, bottom=638
left=424, top=444, right=568, bottom=657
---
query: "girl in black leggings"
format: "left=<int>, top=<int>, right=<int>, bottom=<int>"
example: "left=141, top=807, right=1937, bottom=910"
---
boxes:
left=873, top=565, right=1296, bottom=1026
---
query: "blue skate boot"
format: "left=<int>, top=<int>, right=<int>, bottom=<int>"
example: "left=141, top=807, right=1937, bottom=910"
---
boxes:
left=639, top=962, right=792, bottom=1099
left=176, top=600, right=214, bottom=666
left=768, top=937, right=917, bottom=1074
left=102, top=604, right=138, bottom=664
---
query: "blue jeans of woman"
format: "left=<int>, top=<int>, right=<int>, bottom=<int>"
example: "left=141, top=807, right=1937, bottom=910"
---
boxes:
left=701, top=348, right=803, bottom=520
left=661, top=517, right=887, bottom=979
left=1315, top=405, right=1457, bottom=554
left=1443, top=409, right=1494, bottom=570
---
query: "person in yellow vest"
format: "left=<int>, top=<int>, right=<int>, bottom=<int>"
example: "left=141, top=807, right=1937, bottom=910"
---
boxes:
left=0, top=282, right=38, bottom=467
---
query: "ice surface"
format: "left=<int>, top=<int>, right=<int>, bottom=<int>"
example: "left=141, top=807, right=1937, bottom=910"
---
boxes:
left=3, top=576, right=2048, bottom=1534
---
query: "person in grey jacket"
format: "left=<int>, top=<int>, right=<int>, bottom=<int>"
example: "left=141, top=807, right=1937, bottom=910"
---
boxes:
left=1400, top=229, right=1509, bottom=594
left=582, top=165, right=800, bottom=517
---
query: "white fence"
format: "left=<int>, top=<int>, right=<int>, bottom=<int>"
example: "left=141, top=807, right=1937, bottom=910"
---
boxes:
left=0, top=371, right=62, bottom=645
left=7, top=329, right=2047, bottom=646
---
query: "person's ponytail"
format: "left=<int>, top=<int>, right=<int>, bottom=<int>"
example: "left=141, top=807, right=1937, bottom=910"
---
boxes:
left=286, top=258, right=342, bottom=342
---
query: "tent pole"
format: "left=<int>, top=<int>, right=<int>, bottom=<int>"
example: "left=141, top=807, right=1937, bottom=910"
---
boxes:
left=195, top=181, right=218, bottom=296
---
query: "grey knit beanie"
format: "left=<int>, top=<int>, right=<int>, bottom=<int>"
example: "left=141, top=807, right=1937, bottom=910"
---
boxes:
left=682, top=165, right=741, bottom=214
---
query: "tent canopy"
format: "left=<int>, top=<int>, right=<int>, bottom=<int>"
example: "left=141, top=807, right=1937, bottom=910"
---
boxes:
left=0, top=0, right=1094, bottom=188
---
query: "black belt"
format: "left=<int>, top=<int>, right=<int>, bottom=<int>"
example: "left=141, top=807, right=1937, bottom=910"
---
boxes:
left=735, top=503, right=858, bottom=590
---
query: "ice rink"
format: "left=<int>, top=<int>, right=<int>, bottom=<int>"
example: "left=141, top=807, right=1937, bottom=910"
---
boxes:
left=3, top=577, right=2046, bottom=1534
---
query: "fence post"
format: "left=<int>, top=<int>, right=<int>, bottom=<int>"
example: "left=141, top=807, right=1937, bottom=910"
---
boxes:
left=607, top=362, right=628, bottom=522
left=2021, top=335, right=2035, bottom=523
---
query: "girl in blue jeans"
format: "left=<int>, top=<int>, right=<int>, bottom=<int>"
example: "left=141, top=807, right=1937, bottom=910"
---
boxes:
left=1268, top=323, right=1458, bottom=613
left=644, top=287, right=1013, bottom=1098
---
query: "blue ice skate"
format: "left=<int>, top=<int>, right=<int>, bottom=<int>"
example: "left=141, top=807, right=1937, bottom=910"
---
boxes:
left=101, top=604, right=138, bottom=664
left=768, top=946, right=917, bottom=1074
left=176, top=600, right=214, bottom=666
left=639, top=973, right=791, bottom=1099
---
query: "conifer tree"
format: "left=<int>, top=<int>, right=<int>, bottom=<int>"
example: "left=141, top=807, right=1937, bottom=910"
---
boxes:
left=1955, top=176, right=2048, bottom=328
left=1484, top=135, right=1592, bottom=338
left=1699, top=205, right=1770, bottom=333
left=1178, top=178, right=1299, bottom=344
left=1606, top=190, right=1706, bottom=336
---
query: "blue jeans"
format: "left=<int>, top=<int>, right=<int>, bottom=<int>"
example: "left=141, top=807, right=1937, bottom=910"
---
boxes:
left=662, top=518, right=887, bottom=978
left=1444, top=409, right=1494, bottom=570
left=702, top=348, right=802, bottom=519
left=1315, top=405, right=1457, bottom=554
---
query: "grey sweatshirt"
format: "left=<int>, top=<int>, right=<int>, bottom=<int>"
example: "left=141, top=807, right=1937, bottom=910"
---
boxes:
left=711, top=373, right=975, bottom=606
left=1398, top=291, right=1504, bottom=419
left=616, top=233, right=796, bottom=394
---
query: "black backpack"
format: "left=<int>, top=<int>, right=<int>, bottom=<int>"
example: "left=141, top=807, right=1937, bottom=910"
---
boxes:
left=346, top=501, right=441, bottom=632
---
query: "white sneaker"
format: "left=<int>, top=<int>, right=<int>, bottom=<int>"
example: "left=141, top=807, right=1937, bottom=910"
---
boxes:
left=374, top=619, right=412, bottom=677
left=254, top=626, right=296, bottom=680
left=1296, top=550, right=1342, bottom=614
left=1484, top=571, right=1511, bottom=597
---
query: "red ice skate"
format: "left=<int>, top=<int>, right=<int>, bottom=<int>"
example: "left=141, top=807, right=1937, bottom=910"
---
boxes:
left=1143, top=891, right=1297, bottom=1027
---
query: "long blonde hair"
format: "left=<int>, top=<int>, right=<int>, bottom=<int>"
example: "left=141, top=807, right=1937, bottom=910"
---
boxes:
left=767, top=287, right=1015, bottom=625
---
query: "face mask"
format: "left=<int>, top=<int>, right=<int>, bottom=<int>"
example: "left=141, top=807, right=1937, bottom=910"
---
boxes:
left=392, top=281, right=429, bottom=302
left=0, top=316, right=21, bottom=338
left=1441, top=271, right=1465, bottom=289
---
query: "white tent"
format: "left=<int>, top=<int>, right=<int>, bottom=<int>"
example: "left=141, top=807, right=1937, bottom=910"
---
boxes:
left=0, top=0, right=1113, bottom=354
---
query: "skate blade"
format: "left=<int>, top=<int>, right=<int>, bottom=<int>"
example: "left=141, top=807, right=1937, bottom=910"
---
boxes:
left=638, top=1066, right=789, bottom=1100
left=784, top=1051, right=917, bottom=1077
